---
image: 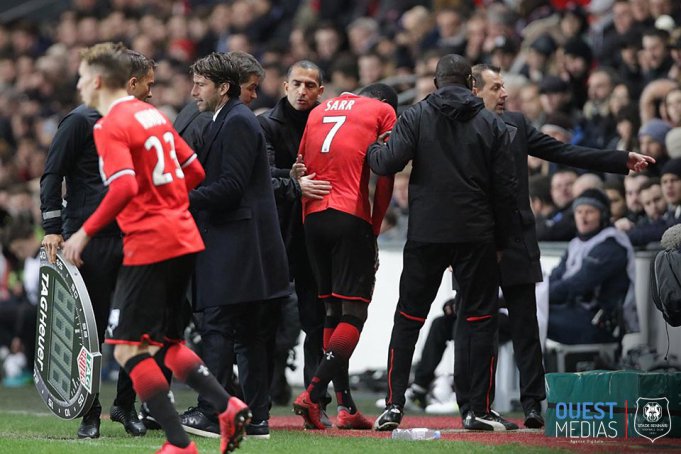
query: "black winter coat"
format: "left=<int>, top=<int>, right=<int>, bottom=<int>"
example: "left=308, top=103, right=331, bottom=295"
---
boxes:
left=190, top=98, right=290, bottom=307
left=257, top=97, right=315, bottom=276
left=367, top=85, right=517, bottom=248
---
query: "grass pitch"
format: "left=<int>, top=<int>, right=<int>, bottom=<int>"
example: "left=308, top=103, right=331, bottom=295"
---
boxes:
left=0, top=380, right=563, bottom=453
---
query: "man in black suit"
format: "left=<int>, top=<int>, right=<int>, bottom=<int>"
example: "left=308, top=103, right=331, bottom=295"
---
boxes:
left=470, top=64, right=654, bottom=428
left=180, top=52, right=290, bottom=440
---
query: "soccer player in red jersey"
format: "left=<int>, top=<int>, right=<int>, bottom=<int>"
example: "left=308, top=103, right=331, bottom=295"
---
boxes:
left=62, top=42, right=250, bottom=454
left=292, top=84, right=397, bottom=430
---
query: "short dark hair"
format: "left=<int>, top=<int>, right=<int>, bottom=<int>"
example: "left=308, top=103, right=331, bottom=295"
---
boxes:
left=358, top=83, right=398, bottom=112
left=3, top=220, right=35, bottom=247
left=639, top=178, right=661, bottom=192
left=643, top=27, right=670, bottom=43
left=435, top=54, right=472, bottom=88
left=471, top=63, right=501, bottom=90
left=287, top=60, right=323, bottom=85
left=191, top=52, right=241, bottom=98
left=80, top=42, right=131, bottom=89
left=126, top=49, right=156, bottom=80
left=227, top=51, right=264, bottom=84
left=529, top=175, right=552, bottom=205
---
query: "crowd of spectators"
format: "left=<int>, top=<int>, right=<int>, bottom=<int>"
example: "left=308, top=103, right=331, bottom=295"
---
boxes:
left=1, top=0, right=681, bottom=383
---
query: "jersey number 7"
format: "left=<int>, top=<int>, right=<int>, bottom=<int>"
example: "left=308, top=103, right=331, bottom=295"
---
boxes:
left=321, top=116, right=346, bottom=153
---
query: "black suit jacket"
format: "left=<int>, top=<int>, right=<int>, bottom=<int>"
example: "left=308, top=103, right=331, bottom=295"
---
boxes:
left=498, top=111, right=629, bottom=286
left=189, top=98, right=290, bottom=308
left=174, top=101, right=212, bottom=151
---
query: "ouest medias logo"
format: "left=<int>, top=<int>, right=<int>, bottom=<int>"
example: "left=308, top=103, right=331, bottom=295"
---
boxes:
left=554, top=398, right=672, bottom=442
left=554, top=401, right=620, bottom=438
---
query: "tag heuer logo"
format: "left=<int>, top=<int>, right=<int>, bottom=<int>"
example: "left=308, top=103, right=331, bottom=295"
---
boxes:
left=634, top=397, right=671, bottom=443
left=77, top=347, right=94, bottom=394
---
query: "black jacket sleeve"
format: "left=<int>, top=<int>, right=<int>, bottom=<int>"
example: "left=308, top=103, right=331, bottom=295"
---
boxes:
left=39, top=112, right=89, bottom=235
left=189, top=114, right=258, bottom=211
left=525, top=116, right=629, bottom=174
left=366, top=105, right=419, bottom=175
left=272, top=176, right=301, bottom=202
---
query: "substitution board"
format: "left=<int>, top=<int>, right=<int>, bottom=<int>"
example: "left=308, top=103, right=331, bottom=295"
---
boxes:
left=34, top=249, right=101, bottom=420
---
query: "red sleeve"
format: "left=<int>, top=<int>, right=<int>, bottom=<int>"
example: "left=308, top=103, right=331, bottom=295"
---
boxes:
left=371, top=175, right=394, bottom=236
left=82, top=174, right=137, bottom=237
left=370, top=105, right=398, bottom=235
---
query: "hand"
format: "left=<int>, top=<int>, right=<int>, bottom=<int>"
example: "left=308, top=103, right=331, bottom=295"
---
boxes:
left=496, top=250, right=503, bottom=263
left=377, top=130, right=391, bottom=142
left=300, top=173, right=331, bottom=200
left=626, top=152, right=655, bottom=172
left=614, top=217, right=634, bottom=232
left=62, top=228, right=90, bottom=267
left=41, top=233, right=64, bottom=264
left=290, top=154, right=306, bottom=180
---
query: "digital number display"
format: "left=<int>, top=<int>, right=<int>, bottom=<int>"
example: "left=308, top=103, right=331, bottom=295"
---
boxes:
left=47, top=279, right=77, bottom=401
left=36, top=250, right=101, bottom=420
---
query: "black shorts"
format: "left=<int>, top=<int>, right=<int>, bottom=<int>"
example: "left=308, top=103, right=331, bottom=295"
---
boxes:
left=304, top=209, right=377, bottom=303
left=105, top=253, right=196, bottom=346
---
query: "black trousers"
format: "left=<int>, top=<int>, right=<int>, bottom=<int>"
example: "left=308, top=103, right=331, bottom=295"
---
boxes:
left=385, top=240, right=500, bottom=415
left=79, top=235, right=135, bottom=408
left=199, top=302, right=268, bottom=422
left=293, top=250, right=325, bottom=388
left=501, top=283, right=546, bottom=414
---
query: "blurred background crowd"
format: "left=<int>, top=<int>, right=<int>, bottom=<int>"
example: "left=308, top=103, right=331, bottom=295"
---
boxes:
left=1, top=0, right=681, bottom=386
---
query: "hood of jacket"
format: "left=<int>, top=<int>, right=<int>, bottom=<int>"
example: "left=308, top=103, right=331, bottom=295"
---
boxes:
left=426, top=84, right=484, bottom=121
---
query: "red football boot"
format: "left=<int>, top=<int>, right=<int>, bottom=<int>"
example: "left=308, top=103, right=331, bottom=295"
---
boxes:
left=218, top=397, right=251, bottom=453
left=336, top=407, right=373, bottom=430
left=156, top=441, right=198, bottom=454
left=293, top=391, right=326, bottom=430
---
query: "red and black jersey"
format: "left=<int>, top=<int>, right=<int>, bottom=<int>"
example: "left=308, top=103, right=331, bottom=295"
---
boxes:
left=85, top=96, right=204, bottom=265
left=299, top=93, right=396, bottom=230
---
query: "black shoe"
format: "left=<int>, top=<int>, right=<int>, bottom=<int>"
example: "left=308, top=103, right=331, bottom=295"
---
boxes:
left=462, top=411, right=508, bottom=431
left=179, top=406, right=220, bottom=438
left=246, top=419, right=270, bottom=439
left=138, top=402, right=162, bottom=430
left=524, top=409, right=545, bottom=429
left=490, top=410, right=519, bottom=430
left=78, top=403, right=101, bottom=439
left=405, top=386, right=428, bottom=411
left=373, top=404, right=403, bottom=431
left=110, top=405, right=147, bottom=436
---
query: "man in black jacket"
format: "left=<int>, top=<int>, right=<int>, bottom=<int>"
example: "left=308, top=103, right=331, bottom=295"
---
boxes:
left=39, top=50, right=154, bottom=439
left=368, top=54, right=518, bottom=431
left=257, top=61, right=332, bottom=414
left=469, top=64, right=653, bottom=428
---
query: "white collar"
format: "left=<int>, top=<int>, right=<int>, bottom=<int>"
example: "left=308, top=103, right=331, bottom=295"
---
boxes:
left=213, top=104, right=224, bottom=122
